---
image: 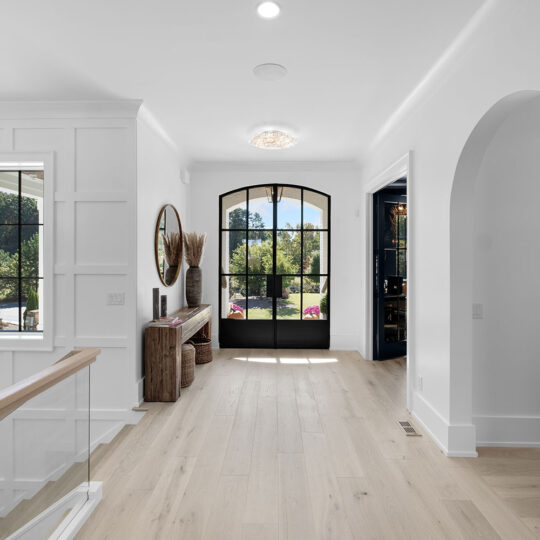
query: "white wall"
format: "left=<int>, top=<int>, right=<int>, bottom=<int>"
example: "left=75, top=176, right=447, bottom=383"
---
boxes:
left=472, top=98, right=540, bottom=446
left=0, top=102, right=144, bottom=516
left=190, top=162, right=362, bottom=350
left=136, top=112, right=191, bottom=403
left=361, top=0, right=540, bottom=455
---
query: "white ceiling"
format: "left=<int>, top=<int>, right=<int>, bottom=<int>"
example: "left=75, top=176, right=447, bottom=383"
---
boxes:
left=2, top=0, right=485, bottom=163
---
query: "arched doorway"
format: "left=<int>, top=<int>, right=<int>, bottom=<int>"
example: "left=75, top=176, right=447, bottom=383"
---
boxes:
left=219, top=184, right=330, bottom=348
left=450, top=91, right=540, bottom=450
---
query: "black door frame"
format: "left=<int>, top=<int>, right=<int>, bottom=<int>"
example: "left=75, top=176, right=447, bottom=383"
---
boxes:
left=219, top=183, right=331, bottom=349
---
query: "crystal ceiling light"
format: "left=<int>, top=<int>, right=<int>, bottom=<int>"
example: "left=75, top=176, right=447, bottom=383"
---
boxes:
left=257, top=2, right=281, bottom=19
left=250, top=130, right=296, bottom=150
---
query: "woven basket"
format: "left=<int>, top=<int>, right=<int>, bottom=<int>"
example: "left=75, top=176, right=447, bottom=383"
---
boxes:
left=181, top=343, right=196, bottom=387
left=189, top=337, right=213, bottom=364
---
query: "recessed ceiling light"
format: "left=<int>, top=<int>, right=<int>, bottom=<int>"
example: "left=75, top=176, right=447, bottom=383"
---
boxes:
left=253, top=63, right=288, bottom=81
left=250, top=129, right=296, bottom=150
left=257, top=1, right=281, bottom=19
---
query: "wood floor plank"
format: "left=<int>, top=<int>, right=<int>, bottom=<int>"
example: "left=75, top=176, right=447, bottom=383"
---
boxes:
left=277, top=367, right=303, bottom=453
left=221, top=379, right=260, bottom=475
left=302, top=431, right=354, bottom=540
left=442, top=499, right=502, bottom=539
left=244, top=394, right=279, bottom=525
left=278, top=452, right=316, bottom=540
left=202, top=475, right=248, bottom=540
left=293, top=367, right=323, bottom=433
left=320, top=415, right=364, bottom=478
left=242, top=523, right=279, bottom=540
left=160, top=414, right=235, bottom=539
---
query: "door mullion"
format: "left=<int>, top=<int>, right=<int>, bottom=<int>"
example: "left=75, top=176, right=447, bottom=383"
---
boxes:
left=272, top=184, right=277, bottom=348
left=300, top=188, right=304, bottom=322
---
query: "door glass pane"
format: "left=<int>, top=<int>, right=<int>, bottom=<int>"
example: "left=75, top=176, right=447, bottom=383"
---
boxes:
left=276, top=276, right=301, bottom=319
left=0, top=278, right=19, bottom=331
left=302, top=276, right=328, bottom=320
left=21, top=171, right=44, bottom=224
left=222, top=275, right=246, bottom=319
left=248, top=230, right=273, bottom=274
left=247, top=277, right=272, bottom=319
left=249, top=186, right=273, bottom=229
left=222, top=190, right=247, bottom=229
left=303, top=230, right=328, bottom=274
left=222, top=231, right=246, bottom=274
left=384, top=297, right=406, bottom=343
left=277, top=231, right=300, bottom=275
left=303, top=191, right=328, bottom=229
left=277, top=187, right=301, bottom=229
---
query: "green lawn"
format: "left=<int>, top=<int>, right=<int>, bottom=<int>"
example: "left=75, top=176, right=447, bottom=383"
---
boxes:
left=248, top=293, right=321, bottom=320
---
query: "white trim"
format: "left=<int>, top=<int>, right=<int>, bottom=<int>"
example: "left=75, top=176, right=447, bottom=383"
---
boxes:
left=364, top=152, right=413, bottom=410
left=191, top=160, right=361, bottom=173
left=0, top=101, right=142, bottom=119
left=412, top=391, right=478, bottom=458
left=370, top=0, right=497, bottom=149
left=474, top=415, right=540, bottom=447
left=0, top=152, right=54, bottom=351
left=6, top=482, right=102, bottom=540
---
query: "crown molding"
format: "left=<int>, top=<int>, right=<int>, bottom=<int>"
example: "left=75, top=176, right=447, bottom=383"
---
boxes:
left=0, top=100, right=143, bottom=119
left=191, top=160, right=362, bottom=174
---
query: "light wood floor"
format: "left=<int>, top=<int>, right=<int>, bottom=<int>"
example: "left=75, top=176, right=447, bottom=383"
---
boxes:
left=77, top=350, right=540, bottom=539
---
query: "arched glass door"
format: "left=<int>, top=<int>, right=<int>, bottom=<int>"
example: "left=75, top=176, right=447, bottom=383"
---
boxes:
left=219, top=184, right=330, bottom=348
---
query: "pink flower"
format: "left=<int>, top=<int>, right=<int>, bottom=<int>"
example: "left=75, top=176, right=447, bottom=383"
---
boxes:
left=303, top=305, right=320, bottom=316
left=231, top=304, right=244, bottom=313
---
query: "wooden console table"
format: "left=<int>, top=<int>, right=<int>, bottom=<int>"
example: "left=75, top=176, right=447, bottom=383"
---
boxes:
left=144, top=304, right=212, bottom=402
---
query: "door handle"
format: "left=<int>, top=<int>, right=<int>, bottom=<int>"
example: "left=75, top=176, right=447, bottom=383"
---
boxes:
left=266, top=275, right=283, bottom=298
left=275, top=275, right=283, bottom=298
left=266, top=275, right=274, bottom=298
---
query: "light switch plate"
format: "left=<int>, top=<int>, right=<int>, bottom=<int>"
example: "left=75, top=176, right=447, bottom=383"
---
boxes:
left=107, top=293, right=125, bottom=306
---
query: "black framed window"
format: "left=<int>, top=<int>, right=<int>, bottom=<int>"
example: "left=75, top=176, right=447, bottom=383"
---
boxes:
left=0, top=170, right=44, bottom=332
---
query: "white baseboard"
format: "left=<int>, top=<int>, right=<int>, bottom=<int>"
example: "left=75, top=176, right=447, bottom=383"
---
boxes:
left=474, top=414, right=540, bottom=447
left=412, top=391, right=478, bottom=457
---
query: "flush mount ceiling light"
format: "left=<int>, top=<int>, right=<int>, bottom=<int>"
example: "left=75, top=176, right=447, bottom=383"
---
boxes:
left=250, top=129, right=296, bottom=150
left=253, top=63, right=288, bottom=81
left=257, top=1, right=281, bottom=19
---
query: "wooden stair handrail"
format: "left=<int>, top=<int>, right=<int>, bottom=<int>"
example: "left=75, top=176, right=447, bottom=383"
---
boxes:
left=0, top=348, right=100, bottom=421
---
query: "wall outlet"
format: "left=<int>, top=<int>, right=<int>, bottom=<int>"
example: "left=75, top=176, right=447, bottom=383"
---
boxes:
left=416, top=375, right=423, bottom=391
left=472, top=303, right=484, bottom=319
left=107, top=293, right=125, bottom=306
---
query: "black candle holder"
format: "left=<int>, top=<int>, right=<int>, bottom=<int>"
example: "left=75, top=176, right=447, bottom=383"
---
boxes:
left=161, top=295, right=167, bottom=318
left=152, top=288, right=159, bottom=321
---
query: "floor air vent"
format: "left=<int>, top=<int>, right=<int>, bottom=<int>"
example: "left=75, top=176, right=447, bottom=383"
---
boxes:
left=398, top=420, right=422, bottom=437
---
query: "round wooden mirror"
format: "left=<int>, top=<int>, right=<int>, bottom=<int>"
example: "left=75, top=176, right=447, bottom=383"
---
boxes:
left=155, top=204, right=183, bottom=286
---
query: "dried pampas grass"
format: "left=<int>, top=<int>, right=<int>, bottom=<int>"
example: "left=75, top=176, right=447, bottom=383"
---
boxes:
left=162, top=232, right=182, bottom=266
left=183, top=232, right=207, bottom=267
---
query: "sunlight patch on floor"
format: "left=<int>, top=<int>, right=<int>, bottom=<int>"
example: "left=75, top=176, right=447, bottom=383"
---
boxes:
left=233, top=356, right=339, bottom=364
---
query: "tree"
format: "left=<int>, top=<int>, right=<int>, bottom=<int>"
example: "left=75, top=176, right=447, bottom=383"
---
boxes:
left=229, top=231, right=295, bottom=296
left=309, top=252, right=320, bottom=275
left=227, top=209, right=265, bottom=259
